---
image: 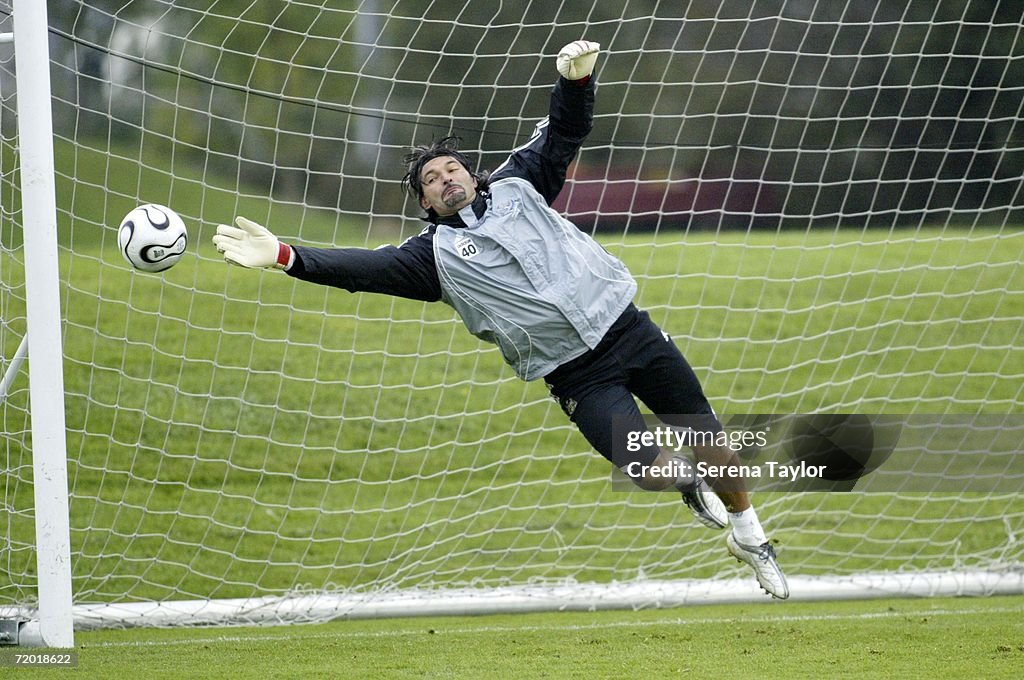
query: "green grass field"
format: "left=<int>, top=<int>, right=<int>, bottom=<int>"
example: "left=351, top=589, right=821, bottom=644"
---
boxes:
left=4, top=226, right=1021, bottom=601
left=2, top=224, right=1024, bottom=675
left=3, top=152, right=1024, bottom=676
left=6, top=596, right=1024, bottom=678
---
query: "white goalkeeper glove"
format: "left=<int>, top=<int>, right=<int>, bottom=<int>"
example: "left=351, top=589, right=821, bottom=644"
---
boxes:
left=556, top=39, right=601, bottom=81
left=213, top=216, right=293, bottom=269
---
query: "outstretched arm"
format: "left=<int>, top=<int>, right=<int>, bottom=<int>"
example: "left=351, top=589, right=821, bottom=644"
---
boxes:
left=213, top=217, right=442, bottom=302
left=489, top=40, right=600, bottom=204
left=288, top=238, right=441, bottom=302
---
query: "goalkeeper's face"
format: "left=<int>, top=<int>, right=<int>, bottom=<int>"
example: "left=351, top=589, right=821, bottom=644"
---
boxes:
left=418, top=156, right=479, bottom=217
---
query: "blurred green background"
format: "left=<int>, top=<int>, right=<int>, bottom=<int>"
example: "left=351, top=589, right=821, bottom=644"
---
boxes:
left=26, top=0, right=1024, bottom=239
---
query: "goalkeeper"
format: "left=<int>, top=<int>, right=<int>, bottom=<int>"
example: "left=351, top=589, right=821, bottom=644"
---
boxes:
left=213, top=40, right=788, bottom=599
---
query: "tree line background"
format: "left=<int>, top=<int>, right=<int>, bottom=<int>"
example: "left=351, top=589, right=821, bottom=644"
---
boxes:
left=18, top=0, right=1024, bottom=232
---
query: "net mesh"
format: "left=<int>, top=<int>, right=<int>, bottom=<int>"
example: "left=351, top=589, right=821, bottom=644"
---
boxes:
left=1, top=0, right=1022, bottom=624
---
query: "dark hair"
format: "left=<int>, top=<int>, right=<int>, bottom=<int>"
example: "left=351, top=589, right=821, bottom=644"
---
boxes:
left=401, top=135, right=489, bottom=221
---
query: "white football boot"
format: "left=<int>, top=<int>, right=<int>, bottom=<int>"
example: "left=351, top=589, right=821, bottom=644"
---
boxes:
left=727, top=533, right=790, bottom=599
left=678, top=476, right=729, bottom=530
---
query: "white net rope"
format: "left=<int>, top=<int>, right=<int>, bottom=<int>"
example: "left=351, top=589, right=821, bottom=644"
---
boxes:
left=1, top=0, right=1022, bottom=625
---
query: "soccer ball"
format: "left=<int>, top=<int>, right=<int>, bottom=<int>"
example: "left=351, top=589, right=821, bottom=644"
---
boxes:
left=118, top=204, right=188, bottom=272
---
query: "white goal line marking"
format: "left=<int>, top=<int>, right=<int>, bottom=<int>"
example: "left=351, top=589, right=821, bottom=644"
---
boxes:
left=90, top=604, right=1024, bottom=649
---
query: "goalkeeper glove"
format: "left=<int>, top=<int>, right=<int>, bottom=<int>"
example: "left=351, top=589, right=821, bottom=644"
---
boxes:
left=556, top=40, right=601, bottom=81
left=213, top=216, right=293, bottom=269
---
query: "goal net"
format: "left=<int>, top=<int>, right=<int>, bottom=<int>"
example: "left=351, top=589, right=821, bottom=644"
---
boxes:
left=2, top=0, right=1023, bottom=630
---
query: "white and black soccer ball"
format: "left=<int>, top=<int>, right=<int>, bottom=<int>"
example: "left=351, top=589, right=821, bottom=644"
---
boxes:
left=118, top=204, right=188, bottom=272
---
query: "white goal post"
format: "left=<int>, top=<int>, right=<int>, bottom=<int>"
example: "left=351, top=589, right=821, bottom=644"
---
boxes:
left=2, top=1, right=1023, bottom=638
left=0, top=0, right=73, bottom=648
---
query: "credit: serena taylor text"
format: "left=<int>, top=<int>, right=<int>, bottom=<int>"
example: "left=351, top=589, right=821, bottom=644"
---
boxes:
left=622, top=458, right=827, bottom=482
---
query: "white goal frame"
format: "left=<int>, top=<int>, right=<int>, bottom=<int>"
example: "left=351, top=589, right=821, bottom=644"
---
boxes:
left=2, top=2, right=1022, bottom=641
left=1, top=0, right=73, bottom=648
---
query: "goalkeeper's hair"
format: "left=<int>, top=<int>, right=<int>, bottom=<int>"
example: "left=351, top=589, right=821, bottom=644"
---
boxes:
left=401, top=135, right=490, bottom=222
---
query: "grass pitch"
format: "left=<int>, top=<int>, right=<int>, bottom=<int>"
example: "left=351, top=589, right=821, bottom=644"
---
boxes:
left=3, top=164, right=1024, bottom=678
left=7, top=596, right=1024, bottom=679
left=3, top=224, right=1024, bottom=593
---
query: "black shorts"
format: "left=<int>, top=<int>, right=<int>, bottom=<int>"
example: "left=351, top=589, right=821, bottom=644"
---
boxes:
left=544, top=305, right=719, bottom=469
